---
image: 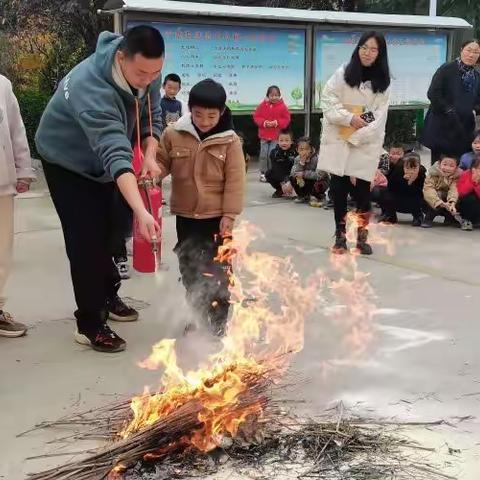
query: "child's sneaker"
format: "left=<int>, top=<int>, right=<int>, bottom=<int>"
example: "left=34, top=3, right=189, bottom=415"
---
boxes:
left=259, top=174, right=267, bottom=183
left=0, top=311, right=27, bottom=338
left=271, top=190, right=283, bottom=198
left=421, top=213, right=435, bottom=228
left=114, top=256, right=130, bottom=280
left=309, top=196, right=323, bottom=208
left=75, top=324, right=126, bottom=353
left=107, top=296, right=139, bottom=322
left=461, top=219, right=473, bottom=231
left=411, top=215, right=423, bottom=227
left=323, top=198, right=334, bottom=210
left=294, top=196, right=308, bottom=204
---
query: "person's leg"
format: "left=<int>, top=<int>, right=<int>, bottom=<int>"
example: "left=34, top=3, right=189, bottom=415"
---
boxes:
left=421, top=204, right=439, bottom=228
left=431, top=149, right=442, bottom=166
left=265, top=141, right=277, bottom=172
left=265, top=170, right=282, bottom=196
left=0, top=195, right=27, bottom=337
left=458, top=193, right=480, bottom=224
left=397, top=195, right=423, bottom=226
left=42, top=160, right=126, bottom=351
left=175, top=216, right=230, bottom=335
left=378, top=189, right=398, bottom=222
left=290, top=176, right=309, bottom=202
left=259, top=140, right=269, bottom=176
left=329, top=175, right=350, bottom=252
left=352, top=179, right=373, bottom=255
left=110, top=186, right=133, bottom=279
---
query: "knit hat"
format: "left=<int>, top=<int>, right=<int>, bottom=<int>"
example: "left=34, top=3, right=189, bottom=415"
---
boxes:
left=188, top=79, right=227, bottom=110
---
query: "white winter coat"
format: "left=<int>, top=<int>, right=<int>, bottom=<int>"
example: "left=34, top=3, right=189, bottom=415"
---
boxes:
left=0, top=75, right=34, bottom=196
left=318, top=66, right=391, bottom=183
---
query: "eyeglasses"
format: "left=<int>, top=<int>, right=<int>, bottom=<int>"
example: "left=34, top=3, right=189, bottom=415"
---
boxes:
left=360, top=45, right=379, bottom=53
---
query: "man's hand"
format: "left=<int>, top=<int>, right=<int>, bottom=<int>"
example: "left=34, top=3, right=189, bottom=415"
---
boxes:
left=136, top=209, right=161, bottom=243
left=350, top=115, right=368, bottom=130
left=220, top=216, right=235, bottom=237
left=16, top=179, right=31, bottom=194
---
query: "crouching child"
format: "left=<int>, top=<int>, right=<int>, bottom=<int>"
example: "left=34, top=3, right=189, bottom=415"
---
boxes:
left=422, top=155, right=461, bottom=228
left=290, top=137, right=330, bottom=208
left=156, top=79, right=246, bottom=335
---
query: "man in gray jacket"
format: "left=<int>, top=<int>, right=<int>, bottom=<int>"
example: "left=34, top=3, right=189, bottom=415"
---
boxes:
left=36, top=25, right=164, bottom=353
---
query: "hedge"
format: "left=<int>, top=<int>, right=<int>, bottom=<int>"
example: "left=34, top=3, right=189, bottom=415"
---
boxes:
left=15, top=89, right=51, bottom=159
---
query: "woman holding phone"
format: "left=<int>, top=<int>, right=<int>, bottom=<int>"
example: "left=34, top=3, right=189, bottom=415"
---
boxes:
left=318, top=31, right=391, bottom=255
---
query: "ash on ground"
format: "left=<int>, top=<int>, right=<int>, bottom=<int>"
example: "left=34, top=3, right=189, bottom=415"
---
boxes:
left=124, top=419, right=448, bottom=480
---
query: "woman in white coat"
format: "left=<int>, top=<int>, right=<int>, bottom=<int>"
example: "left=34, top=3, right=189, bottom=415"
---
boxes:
left=318, top=31, right=391, bottom=255
left=0, top=74, right=35, bottom=337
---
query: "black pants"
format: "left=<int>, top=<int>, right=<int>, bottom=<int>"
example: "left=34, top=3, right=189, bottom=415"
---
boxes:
left=174, top=216, right=231, bottom=327
left=330, top=175, right=371, bottom=231
left=290, top=177, right=329, bottom=200
left=265, top=166, right=290, bottom=192
left=379, top=190, right=424, bottom=219
left=42, top=160, right=121, bottom=334
left=424, top=204, right=457, bottom=223
left=430, top=149, right=443, bottom=166
left=110, top=187, right=133, bottom=259
left=458, top=193, right=480, bottom=223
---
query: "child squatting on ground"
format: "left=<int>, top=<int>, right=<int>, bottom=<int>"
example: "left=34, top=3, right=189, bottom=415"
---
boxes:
left=289, top=137, right=330, bottom=208
left=265, top=129, right=296, bottom=198
left=422, top=154, right=463, bottom=228
left=456, top=156, right=480, bottom=230
left=156, top=79, right=246, bottom=336
left=379, top=152, right=427, bottom=227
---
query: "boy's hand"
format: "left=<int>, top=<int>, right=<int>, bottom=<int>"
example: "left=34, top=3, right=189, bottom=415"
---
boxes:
left=472, top=169, right=480, bottom=184
left=447, top=202, right=457, bottom=214
left=282, top=182, right=293, bottom=195
left=295, top=171, right=304, bottom=179
left=220, top=216, right=235, bottom=237
left=16, top=179, right=31, bottom=193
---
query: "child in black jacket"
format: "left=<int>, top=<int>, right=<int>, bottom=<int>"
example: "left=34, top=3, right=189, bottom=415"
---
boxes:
left=265, top=129, right=296, bottom=198
left=379, top=152, right=426, bottom=227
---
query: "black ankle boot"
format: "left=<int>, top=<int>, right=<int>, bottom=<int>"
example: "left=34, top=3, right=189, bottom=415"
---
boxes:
left=356, top=227, right=373, bottom=255
left=332, top=230, right=348, bottom=254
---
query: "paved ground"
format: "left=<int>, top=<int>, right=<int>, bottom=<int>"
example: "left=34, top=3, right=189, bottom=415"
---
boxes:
left=1, top=160, right=479, bottom=479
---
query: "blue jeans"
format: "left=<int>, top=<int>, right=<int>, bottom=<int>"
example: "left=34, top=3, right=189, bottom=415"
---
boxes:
left=259, top=140, right=277, bottom=174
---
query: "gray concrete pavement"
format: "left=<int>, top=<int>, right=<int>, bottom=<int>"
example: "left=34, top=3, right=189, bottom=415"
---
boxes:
left=1, top=163, right=479, bottom=479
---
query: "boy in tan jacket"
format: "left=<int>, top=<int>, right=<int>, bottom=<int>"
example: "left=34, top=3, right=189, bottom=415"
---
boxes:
left=157, top=79, right=245, bottom=335
left=422, top=154, right=461, bottom=228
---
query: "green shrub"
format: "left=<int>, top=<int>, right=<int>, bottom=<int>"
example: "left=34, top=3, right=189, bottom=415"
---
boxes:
left=15, top=89, right=51, bottom=159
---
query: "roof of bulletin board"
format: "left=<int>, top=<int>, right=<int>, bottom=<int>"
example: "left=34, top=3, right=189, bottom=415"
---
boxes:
left=101, top=0, right=472, bottom=30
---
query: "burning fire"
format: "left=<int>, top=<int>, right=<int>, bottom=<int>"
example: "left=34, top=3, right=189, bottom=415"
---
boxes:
left=119, top=221, right=377, bottom=459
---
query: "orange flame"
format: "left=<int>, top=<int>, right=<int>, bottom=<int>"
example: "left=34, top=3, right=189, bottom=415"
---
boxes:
left=120, top=221, right=377, bottom=457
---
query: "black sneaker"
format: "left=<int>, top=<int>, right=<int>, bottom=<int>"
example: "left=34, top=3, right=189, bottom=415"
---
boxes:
left=332, top=232, right=348, bottom=255
left=114, top=256, right=130, bottom=280
left=412, top=215, right=423, bottom=227
left=378, top=214, right=398, bottom=225
left=421, top=217, right=434, bottom=228
left=107, top=296, right=139, bottom=322
left=323, top=198, right=334, bottom=210
left=271, top=190, right=283, bottom=198
left=75, top=324, right=126, bottom=353
left=356, top=241, right=373, bottom=255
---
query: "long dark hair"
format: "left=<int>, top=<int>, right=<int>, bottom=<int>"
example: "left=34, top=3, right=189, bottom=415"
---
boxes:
left=344, top=31, right=391, bottom=93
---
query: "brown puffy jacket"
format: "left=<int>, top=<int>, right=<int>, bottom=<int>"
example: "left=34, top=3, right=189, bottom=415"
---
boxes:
left=423, top=161, right=461, bottom=208
left=156, top=114, right=245, bottom=219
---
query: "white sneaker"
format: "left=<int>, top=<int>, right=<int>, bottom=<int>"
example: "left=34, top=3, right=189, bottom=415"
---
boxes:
left=259, top=174, right=267, bottom=183
left=114, top=256, right=130, bottom=279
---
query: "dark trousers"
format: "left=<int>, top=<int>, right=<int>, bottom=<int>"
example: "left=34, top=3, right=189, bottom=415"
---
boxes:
left=290, top=177, right=329, bottom=200
left=458, top=193, right=480, bottom=223
left=379, top=190, right=424, bottom=219
left=424, top=204, right=457, bottom=223
left=330, top=174, right=371, bottom=231
left=42, top=160, right=121, bottom=334
left=265, top=169, right=288, bottom=192
left=430, top=149, right=443, bottom=166
left=174, top=216, right=231, bottom=326
left=110, top=188, right=133, bottom=259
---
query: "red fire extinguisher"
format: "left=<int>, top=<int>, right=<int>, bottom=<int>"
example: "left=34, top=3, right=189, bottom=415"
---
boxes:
left=132, top=95, right=163, bottom=273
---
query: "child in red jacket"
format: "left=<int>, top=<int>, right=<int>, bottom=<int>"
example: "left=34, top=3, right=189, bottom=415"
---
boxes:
left=457, top=156, right=480, bottom=230
left=253, top=85, right=291, bottom=182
